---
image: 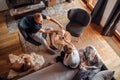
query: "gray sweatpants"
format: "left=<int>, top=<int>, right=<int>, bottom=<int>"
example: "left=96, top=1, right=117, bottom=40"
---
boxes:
left=30, top=26, right=53, bottom=49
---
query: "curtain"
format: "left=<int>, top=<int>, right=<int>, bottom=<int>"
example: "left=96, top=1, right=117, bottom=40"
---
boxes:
left=102, top=0, right=120, bottom=36
left=91, top=0, right=108, bottom=24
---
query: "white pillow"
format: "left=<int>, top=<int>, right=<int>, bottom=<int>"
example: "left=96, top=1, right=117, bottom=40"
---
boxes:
left=92, top=70, right=115, bottom=80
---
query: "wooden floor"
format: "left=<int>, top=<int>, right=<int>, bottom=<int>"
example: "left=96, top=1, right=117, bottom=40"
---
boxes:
left=0, top=0, right=120, bottom=79
left=0, top=13, right=23, bottom=78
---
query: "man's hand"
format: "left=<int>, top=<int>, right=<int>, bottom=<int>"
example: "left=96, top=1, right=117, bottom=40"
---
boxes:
left=59, top=25, right=64, bottom=30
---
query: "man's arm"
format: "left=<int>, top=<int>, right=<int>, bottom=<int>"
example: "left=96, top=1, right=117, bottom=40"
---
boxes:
left=46, top=16, right=64, bottom=29
left=38, top=29, right=60, bottom=34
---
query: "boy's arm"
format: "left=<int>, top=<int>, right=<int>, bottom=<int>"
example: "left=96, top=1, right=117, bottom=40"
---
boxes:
left=63, top=54, right=69, bottom=65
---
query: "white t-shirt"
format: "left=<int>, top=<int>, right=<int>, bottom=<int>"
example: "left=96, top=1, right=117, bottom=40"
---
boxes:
left=63, top=46, right=80, bottom=68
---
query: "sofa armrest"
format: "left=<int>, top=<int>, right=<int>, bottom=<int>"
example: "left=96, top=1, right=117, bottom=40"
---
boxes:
left=101, top=64, right=116, bottom=80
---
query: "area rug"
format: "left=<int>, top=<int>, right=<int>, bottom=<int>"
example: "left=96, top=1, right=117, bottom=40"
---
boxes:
left=6, top=1, right=77, bottom=33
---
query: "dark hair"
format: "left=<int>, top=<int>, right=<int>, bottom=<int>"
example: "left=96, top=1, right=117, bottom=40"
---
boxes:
left=34, top=13, right=41, bottom=20
left=64, top=45, right=73, bottom=54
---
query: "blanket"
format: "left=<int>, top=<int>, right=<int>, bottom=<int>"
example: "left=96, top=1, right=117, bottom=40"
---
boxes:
left=79, top=46, right=103, bottom=69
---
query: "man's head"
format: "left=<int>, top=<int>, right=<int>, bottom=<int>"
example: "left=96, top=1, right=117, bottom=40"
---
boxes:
left=34, top=13, right=43, bottom=24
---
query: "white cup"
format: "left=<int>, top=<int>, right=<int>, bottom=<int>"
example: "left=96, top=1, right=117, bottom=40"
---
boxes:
left=62, top=30, right=65, bottom=36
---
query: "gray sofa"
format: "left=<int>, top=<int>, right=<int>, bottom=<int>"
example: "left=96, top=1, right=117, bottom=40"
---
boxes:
left=18, top=62, right=115, bottom=80
left=18, top=46, right=116, bottom=80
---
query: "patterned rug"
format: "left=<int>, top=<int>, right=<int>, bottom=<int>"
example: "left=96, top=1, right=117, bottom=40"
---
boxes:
left=6, top=1, right=76, bottom=33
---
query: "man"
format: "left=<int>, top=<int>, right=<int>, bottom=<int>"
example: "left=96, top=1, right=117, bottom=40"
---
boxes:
left=25, top=13, right=64, bottom=54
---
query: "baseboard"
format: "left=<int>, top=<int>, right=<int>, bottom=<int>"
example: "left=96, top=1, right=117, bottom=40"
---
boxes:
left=87, top=2, right=94, bottom=10
left=114, top=30, right=120, bottom=41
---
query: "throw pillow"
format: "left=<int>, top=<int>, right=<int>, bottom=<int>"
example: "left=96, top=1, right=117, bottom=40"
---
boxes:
left=72, top=68, right=100, bottom=80
left=91, top=70, right=115, bottom=80
left=72, top=69, right=89, bottom=80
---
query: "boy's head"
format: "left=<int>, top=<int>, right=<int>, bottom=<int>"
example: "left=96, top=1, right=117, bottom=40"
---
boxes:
left=63, top=45, right=73, bottom=54
left=34, top=13, right=43, bottom=24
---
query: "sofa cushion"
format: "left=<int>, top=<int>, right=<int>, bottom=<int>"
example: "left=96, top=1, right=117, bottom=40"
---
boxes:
left=91, top=70, right=115, bottom=80
left=18, top=62, right=78, bottom=80
left=72, top=67, right=100, bottom=80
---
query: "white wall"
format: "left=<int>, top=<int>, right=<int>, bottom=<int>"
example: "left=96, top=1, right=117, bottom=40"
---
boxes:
left=100, top=0, right=117, bottom=27
left=0, top=0, right=8, bottom=11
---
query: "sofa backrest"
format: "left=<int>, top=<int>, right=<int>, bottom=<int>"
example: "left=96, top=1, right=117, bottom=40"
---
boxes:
left=18, top=63, right=78, bottom=80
